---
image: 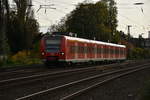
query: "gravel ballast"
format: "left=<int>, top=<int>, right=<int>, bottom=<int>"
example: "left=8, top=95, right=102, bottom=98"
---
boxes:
left=74, top=67, right=150, bottom=100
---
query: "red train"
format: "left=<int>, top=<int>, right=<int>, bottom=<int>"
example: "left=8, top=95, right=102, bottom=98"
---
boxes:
left=40, top=34, right=126, bottom=66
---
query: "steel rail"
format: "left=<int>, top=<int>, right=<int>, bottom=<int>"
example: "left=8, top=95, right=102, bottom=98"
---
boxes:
left=0, top=62, right=128, bottom=86
left=60, top=65, right=150, bottom=100
left=0, top=64, right=107, bottom=87
left=15, top=63, right=150, bottom=100
left=0, top=60, right=134, bottom=77
left=0, top=64, right=43, bottom=73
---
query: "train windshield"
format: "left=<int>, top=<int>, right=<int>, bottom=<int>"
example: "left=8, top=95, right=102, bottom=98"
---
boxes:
left=45, top=36, right=61, bottom=53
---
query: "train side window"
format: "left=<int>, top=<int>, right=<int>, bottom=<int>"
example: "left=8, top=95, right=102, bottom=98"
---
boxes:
left=79, top=46, right=84, bottom=53
left=84, top=47, right=87, bottom=53
left=70, top=46, right=75, bottom=53
left=106, top=47, right=108, bottom=54
left=95, top=46, right=97, bottom=54
left=100, top=47, right=102, bottom=54
left=110, top=48, right=112, bottom=54
left=89, top=47, right=91, bottom=53
left=117, top=48, right=119, bottom=54
left=81, top=46, right=84, bottom=53
left=86, top=47, right=89, bottom=53
left=108, top=47, right=110, bottom=54
left=97, top=47, right=100, bottom=54
left=103, top=47, right=105, bottom=54
left=105, top=47, right=107, bottom=54
left=101, top=47, right=104, bottom=54
left=113, top=48, right=115, bottom=54
left=100, top=47, right=101, bottom=54
left=101, top=46, right=103, bottom=54
left=78, top=46, right=80, bottom=53
left=112, top=48, right=114, bottom=54
left=107, top=48, right=109, bottom=54
left=116, top=48, right=118, bottom=54
left=92, top=47, right=94, bottom=54
left=121, top=49, right=123, bottom=55
left=80, top=46, right=82, bottom=53
left=111, top=48, right=113, bottom=54
left=82, top=46, right=85, bottom=53
left=120, top=49, right=122, bottom=55
left=78, top=46, right=82, bottom=53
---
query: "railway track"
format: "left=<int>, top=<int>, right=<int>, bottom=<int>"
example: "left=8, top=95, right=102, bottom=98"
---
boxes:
left=0, top=63, right=111, bottom=81
left=0, top=61, right=149, bottom=100
left=0, top=60, right=147, bottom=81
left=14, top=63, right=150, bottom=100
left=0, top=64, right=96, bottom=81
left=0, top=60, right=145, bottom=81
left=0, top=61, right=139, bottom=88
left=0, top=64, right=46, bottom=80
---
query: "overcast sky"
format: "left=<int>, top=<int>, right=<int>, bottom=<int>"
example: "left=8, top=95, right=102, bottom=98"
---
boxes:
left=14, top=0, right=150, bottom=38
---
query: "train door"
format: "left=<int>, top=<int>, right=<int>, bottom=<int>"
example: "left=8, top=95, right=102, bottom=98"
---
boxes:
left=67, top=40, right=75, bottom=60
left=78, top=42, right=84, bottom=59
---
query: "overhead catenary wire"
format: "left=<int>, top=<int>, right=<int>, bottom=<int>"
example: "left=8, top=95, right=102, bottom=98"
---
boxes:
left=119, top=13, right=148, bottom=30
left=118, top=13, right=149, bottom=37
left=33, top=0, right=150, bottom=37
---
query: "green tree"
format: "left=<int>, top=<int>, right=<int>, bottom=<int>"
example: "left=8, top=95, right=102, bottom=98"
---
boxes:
left=6, top=0, right=39, bottom=53
left=102, top=0, right=118, bottom=41
left=50, top=0, right=118, bottom=42
left=112, top=31, right=121, bottom=43
left=66, top=2, right=111, bottom=41
left=0, top=0, right=10, bottom=66
left=49, top=17, right=67, bottom=33
left=0, top=0, right=10, bottom=54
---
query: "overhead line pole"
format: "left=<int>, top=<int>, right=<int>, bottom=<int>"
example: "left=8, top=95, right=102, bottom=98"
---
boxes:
left=127, top=25, right=132, bottom=41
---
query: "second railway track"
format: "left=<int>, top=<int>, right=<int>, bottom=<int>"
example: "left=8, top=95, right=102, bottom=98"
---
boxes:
left=0, top=60, right=143, bottom=88
left=0, top=61, right=150, bottom=100
left=15, top=63, right=150, bottom=100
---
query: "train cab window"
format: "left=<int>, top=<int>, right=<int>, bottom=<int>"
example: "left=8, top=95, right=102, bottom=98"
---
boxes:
left=45, top=36, right=61, bottom=53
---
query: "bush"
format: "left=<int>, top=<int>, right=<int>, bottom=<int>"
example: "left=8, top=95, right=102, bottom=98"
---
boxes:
left=128, top=47, right=150, bottom=60
left=10, top=50, right=42, bottom=65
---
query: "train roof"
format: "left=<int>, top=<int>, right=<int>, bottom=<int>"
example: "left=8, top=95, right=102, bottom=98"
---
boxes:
left=64, top=36, right=126, bottom=48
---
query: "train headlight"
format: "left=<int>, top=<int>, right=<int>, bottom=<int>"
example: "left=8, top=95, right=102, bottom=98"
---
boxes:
left=42, top=52, right=45, bottom=55
left=60, top=52, right=65, bottom=55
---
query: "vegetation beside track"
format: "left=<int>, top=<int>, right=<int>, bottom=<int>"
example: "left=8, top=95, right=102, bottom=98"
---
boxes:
left=128, top=47, right=150, bottom=60
left=0, top=50, right=42, bottom=68
left=1, top=0, right=150, bottom=68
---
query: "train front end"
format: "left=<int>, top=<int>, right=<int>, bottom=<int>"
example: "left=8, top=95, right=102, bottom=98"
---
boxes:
left=40, top=35, right=66, bottom=66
